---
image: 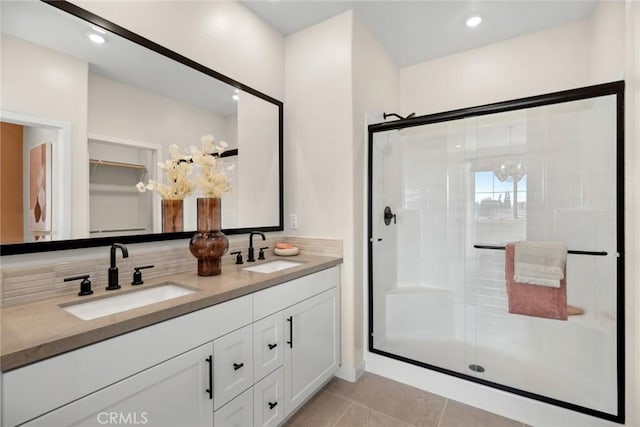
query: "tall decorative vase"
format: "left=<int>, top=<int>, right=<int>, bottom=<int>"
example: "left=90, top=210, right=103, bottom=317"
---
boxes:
left=161, top=199, right=184, bottom=233
left=189, top=198, right=229, bottom=276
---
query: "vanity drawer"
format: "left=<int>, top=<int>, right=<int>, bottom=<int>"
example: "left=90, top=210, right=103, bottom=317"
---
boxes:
left=213, top=387, right=253, bottom=427
left=253, top=311, right=284, bottom=382
left=253, top=366, right=284, bottom=427
left=213, top=324, right=254, bottom=410
left=253, top=266, right=339, bottom=321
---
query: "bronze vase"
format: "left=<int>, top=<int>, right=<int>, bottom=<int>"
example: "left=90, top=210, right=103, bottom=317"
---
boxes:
left=161, top=199, right=184, bottom=233
left=189, top=198, right=229, bottom=276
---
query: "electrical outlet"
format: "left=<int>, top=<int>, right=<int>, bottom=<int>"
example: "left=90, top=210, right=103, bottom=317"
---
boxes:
left=290, top=214, right=298, bottom=229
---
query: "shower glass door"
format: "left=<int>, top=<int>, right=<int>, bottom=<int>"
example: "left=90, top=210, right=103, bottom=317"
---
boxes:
left=368, top=82, right=624, bottom=422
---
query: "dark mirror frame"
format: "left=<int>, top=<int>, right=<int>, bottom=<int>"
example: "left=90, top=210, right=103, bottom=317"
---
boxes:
left=1, top=0, right=284, bottom=256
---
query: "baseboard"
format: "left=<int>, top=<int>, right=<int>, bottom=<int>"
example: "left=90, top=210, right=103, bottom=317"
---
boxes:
left=334, top=360, right=366, bottom=382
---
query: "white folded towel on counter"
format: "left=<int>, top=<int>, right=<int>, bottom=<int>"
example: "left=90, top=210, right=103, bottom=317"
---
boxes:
left=513, top=241, right=567, bottom=288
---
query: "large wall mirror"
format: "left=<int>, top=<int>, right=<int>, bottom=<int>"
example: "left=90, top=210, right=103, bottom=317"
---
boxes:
left=0, top=0, right=283, bottom=255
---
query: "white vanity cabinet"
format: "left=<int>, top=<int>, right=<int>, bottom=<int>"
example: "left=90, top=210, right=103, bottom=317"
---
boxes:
left=253, top=266, right=340, bottom=417
left=22, top=343, right=214, bottom=427
left=1, top=265, right=340, bottom=427
left=283, top=287, right=339, bottom=414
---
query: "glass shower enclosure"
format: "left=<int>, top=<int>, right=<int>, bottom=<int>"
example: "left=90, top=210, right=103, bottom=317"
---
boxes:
left=367, top=81, right=625, bottom=423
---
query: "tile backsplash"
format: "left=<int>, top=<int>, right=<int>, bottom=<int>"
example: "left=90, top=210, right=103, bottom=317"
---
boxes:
left=0, top=236, right=342, bottom=307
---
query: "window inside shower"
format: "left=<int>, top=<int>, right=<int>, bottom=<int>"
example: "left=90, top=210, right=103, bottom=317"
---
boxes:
left=367, top=82, right=624, bottom=423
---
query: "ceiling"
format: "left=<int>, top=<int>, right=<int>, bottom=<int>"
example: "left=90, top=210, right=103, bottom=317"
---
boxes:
left=240, top=0, right=599, bottom=67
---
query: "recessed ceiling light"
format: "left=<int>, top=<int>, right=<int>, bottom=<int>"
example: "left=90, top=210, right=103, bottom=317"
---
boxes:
left=466, top=16, right=482, bottom=28
left=88, top=33, right=106, bottom=44
left=232, top=94, right=239, bottom=101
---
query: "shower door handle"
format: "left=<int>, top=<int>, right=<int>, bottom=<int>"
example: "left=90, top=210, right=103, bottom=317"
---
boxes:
left=384, top=206, right=396, bottom=225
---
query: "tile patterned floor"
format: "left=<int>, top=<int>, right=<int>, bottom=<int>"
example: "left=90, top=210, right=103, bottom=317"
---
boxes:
left=285, top=373, right=527, bottom=427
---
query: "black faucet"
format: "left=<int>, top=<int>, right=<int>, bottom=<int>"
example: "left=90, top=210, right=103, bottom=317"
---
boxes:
left=247, top=231, right=265, bottom=262
left=107, top=243, right=129, bottom=290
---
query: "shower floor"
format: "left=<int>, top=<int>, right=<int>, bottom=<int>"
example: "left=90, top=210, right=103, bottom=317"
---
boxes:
left=376, top=332, right=616, bottom=416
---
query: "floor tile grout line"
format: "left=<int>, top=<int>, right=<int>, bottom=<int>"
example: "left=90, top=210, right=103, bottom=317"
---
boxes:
left=437, top=398, right=449, bottom=427
left=349, top=400, right=418, bottom=426
left=331, top=401, right=354, bottom=427
left=323, top=388, right=350, bottom=400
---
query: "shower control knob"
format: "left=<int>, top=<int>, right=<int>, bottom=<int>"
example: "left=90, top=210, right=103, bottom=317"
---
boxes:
left=384, top=206, right=396, bottom=225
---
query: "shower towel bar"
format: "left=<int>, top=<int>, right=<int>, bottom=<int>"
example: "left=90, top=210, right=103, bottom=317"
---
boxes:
left=473, top=244, right=607, bottom=256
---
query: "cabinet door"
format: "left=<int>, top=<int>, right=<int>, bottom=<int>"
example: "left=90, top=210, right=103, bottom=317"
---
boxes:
left=213, top=324, right=254, bottom=410
left=213, top=387, right=253, bottom=427
left=23, top=343, right=214, bottom=427
left=283, top=287, right=339, bottom=415
left=253, top=311, right=284, bottom=382
left=254, top=367, right=284, bottom=427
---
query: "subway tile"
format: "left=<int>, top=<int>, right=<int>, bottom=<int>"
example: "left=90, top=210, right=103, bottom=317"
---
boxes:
left=3, top=275, right=58, bottom=291
left=3, top=282, right=57, bottom=298
left=2, top=266, right=54, bottom=278
left=3, top=290, right=57, bottom=306
left=2, top=271, right=56, bottom=287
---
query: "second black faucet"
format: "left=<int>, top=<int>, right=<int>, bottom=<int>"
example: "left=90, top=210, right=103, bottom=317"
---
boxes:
left=107, top=243, right=129, bottom=290
left=247, top=231, right=265, bottom=262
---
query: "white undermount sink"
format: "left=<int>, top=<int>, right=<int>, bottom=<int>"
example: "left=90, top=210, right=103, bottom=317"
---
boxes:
left=61, top=283, right=196, bottom=321
left=242, top=260, right=302, bottom=274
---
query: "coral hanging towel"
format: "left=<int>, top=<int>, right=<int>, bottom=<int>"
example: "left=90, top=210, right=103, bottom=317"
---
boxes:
left=505, top=243, right=568, bottom=320
left=513, top=241, right=567, bottom=287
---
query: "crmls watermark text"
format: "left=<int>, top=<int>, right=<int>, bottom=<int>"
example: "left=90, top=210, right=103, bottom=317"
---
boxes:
left=97, top=411, right=149, bottom=425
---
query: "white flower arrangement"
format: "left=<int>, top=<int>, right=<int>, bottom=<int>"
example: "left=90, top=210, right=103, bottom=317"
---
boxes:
left=136, top=144, right=195, bottom=200
left=189, top=135, right=234, bottom=198
left=136, top=135, right=233, bottom=200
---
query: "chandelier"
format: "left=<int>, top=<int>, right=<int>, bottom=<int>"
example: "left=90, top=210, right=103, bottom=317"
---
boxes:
left=494, top=160, right=526, bottom=183
left=493, top=126, right=525, bottom=183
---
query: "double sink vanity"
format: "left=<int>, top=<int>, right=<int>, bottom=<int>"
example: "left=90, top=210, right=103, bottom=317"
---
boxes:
left=1, top=253, right=342, bottom=427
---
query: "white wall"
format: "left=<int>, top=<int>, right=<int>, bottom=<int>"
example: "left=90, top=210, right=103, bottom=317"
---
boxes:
left=351, top=17, right=399, bottom=373
left=624, top=2, right=640, bottom=427
left=284, top=10, right=399, bottom=380
left=399, top=19, right=591, bottom=116
left=590, top=1, right=626, bottom=83
left=74, top=0, right=285, bottom=101
left=284, top=10, right=356, bottom=373
left=1, top=34, right=89, bottom=238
